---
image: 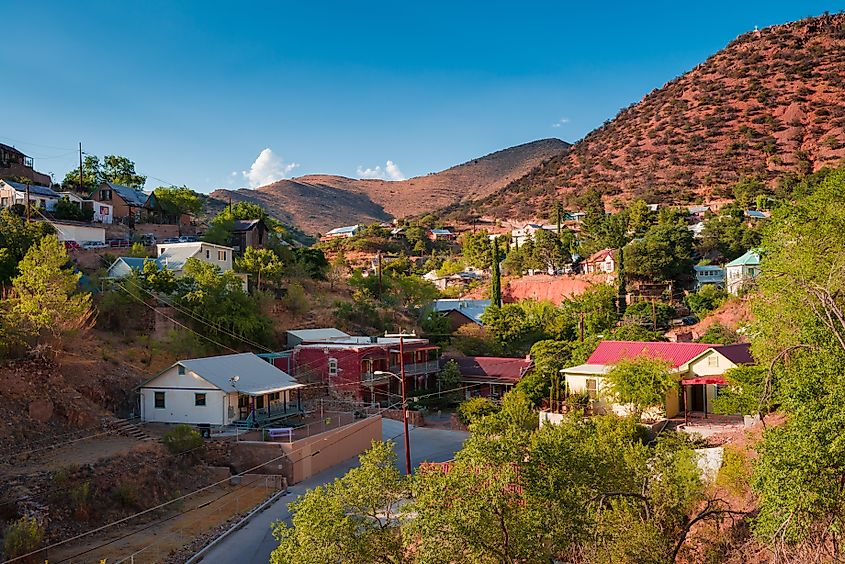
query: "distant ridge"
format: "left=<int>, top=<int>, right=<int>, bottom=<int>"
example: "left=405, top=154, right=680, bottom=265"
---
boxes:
left=208, top=138, right=569, bottom=233
left=457, top=13, right=845, bottom=220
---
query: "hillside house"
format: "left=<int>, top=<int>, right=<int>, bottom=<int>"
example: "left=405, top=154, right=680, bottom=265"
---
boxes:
left=0, top=143, right=51, bottom=185
left=562, top=341, right=753, bottom=420
left=422, top=270, right=482, bottom=291
left=322, top=224, right=362, bottom=240
left=93, top=182, right=157, bottom=222
left=693, top=265, right=725, bottom=289
left=106, top=257, right=163, bottom=279
left=510, top=223, right=557, bottom=247
left=427, top=228, right=456, bottom=241
left=156, top=241, right=233, bottom=274
left=231, top=219, right=269, bottom=251
left=0, top=180, right=59, bottom=211
left=442, top=354, right=533, bottom=399
left=56, top=191, right=113, bottom=223
left=687, top=205, right=711, bottom=219
left=292, top=335, right=440, bottom=404
left=582, top=248, right=617, bottom=275
left=286, top=328, right=351, bottom=348
left=428, top=299, right=491, bottom=331
left=726, top=250, right=761, bottom=295
left=139, top=352, right=304, bottom=426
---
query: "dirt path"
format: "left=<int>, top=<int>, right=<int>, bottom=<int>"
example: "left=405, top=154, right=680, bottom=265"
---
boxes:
left=44, top=475, right=280, bottom=564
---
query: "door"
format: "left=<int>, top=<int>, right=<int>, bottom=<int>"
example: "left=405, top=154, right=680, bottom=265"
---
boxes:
left=690, top=385, right=705, bottom=412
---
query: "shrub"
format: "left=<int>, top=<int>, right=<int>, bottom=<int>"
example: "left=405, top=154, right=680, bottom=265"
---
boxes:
left=69, top=482, right=91, bottom=520
left=457, top=397, right=500, bottom=425
left=3, top=517, right=44, bottom=559
left=111, top=483, right=139, bottom=509
left=697, top=322, right=739, bottom=345
left=162, top=424, right=204, bottom=455
left=283, top=282, right=309, bottom=314
left=716, top=445, right=752, bottom=496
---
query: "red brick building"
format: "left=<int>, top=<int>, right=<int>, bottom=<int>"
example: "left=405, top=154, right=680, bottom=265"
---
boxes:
left=292, top=336, right=440, bottom=404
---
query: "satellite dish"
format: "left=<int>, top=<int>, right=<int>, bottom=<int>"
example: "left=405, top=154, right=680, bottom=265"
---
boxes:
left=231, top=375, right=240, bottom=382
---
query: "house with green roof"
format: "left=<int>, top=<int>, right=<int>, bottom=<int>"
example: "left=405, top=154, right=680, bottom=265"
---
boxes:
left=726, top=250, right=761, bottom=295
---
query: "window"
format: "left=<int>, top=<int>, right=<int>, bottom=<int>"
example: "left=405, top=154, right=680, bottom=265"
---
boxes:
left=206, top=250, right=210, bottom=259
left=707, top=355, right=719, bottom=368
left=1, top=197, right=8, bottom=207
left=586, top=379, right=597, bottom=400
left=328, top=358, right=338, bottom=377
left=154, top=392, right=165, bottom=409
left=178, top=365, right=185, bottom=375
left=195, top=393, right=206, bottom=406
left=218, top=250, right=227, bottom=261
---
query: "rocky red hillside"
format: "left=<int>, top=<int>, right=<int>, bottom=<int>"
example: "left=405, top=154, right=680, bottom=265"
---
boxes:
left=468, top=13, right=845, bottom=219
left=209, top=138, right=569, bottom=234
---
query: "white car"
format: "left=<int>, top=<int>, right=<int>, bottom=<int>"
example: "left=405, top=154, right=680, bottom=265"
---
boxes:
left=82, top=241, right=107, bottom=250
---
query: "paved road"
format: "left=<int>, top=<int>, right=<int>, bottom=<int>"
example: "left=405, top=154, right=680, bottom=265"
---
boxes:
left=197, top=419, right=468, bottom=564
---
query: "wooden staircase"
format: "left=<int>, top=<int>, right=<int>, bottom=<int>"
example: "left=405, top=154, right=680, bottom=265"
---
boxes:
left=106, top=418, right=156, bottom=442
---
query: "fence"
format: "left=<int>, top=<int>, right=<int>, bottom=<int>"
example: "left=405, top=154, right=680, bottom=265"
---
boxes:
left=237, top=410, right=359, bottom=444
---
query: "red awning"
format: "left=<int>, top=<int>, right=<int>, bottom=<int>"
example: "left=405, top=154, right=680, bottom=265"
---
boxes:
left=682, top=376, right=727, bottom=385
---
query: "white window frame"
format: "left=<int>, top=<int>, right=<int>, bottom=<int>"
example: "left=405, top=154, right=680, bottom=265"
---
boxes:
left=328, top=357, right=338, bottom=377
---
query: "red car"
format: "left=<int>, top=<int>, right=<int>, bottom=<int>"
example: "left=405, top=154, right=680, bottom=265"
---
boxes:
left=63, top=240, right=81, bottom=250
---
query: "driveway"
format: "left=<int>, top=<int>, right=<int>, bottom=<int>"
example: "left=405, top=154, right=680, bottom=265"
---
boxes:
left=195, top=418, right=468, bottom=564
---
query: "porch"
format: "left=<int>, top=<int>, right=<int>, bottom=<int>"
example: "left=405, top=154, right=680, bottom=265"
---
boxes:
left=233, top=386, right=304, bottom=429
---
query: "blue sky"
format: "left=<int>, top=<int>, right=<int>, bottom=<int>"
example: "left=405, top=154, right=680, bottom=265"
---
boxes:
left=1, top=1, right=842, bottom=192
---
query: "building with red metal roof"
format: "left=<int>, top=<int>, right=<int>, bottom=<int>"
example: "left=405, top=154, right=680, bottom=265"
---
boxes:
left=563, top=340, right=753, bottom=419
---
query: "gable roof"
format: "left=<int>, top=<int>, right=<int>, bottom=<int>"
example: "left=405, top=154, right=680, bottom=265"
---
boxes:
left=155, top=242, right=233, bottom=271
left=103, top=182, right=151, bottom=207
left=443, top=355, right=532, bottom=383
left=430, top=228, right=453, bottom=235
left=583, top=340, right=753, bottom=369
left=585, top=248, right=615, bottom=264
left=744, top=210, right=768, bottom=219
left=232, top=219, right=262, bottom=231
left=726, top=250, right=761, bottom=267
left=145, top=352, right=302, bottom=396
left=326, top=224, right=361, bottom=235
left=287, top=328, right=351, bottom=343
left=1, top=180, right=59, bottom=198
left=108, top=256, right=163, bottom=274
left=431, top=299, right=491, bottom=325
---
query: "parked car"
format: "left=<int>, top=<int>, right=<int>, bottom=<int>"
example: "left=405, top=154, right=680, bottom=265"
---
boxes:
left=140, top=233, right=156, bottom=246
left=108, top=239, right=131, bottom=248
left=82, top=241, right=107, bottom=250
left=63, top=240, right=81, bottom=250
left=681, top=315, right=699, bottom=326
left=161, top=237, right=180, bottom=244
left=178, top=235, right=198, bottom=243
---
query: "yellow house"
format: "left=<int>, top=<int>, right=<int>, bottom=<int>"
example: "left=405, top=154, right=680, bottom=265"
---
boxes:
left=562, top=341, right=754, bottom=419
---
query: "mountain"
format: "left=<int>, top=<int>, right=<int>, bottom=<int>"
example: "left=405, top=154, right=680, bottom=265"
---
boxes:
left=462, top=13, right=845, bottom=220
left=208, top=138, right=569, bottom=234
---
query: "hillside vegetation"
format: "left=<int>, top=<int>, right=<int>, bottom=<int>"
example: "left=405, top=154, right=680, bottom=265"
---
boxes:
left=466, top=13, right=845, bottom=219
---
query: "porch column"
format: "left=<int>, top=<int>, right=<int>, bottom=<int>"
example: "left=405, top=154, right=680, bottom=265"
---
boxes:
left=283, top=391, right=288, bottom=413
left=297, top=388, right=302, bottom=411
left=703, top=386, right=708, bottom=420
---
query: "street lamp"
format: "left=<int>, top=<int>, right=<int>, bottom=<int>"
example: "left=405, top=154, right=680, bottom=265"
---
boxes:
left=374, top=368, right=412, bottom=475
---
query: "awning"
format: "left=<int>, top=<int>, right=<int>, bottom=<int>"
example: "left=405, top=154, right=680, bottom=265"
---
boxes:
left=682, top=376, right=727, bottom=385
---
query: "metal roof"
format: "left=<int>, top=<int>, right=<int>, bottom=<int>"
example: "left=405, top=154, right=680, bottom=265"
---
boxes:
left=104, top=182, right=151, bottom=207
left=583, top=341, right=753, bottom=369
left=431, top=299, right=491, bottom=325
left=2, top=180, right=59, bottom=198
left=326, top=224, right=361, bottom=235
left=287, top=328, right=351, bottom=342
left=172, top=352, right=302, bottom=396
left=442, top=355, right=532, bottom=383
left=232, top=219, right=261, bottom=231
left=726, top=250, right=761, bottom=267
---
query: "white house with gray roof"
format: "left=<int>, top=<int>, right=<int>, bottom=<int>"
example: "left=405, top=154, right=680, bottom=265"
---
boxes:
left=139, top=352, right=304, bottom=426
left=156, top=241, right=234, bottom=274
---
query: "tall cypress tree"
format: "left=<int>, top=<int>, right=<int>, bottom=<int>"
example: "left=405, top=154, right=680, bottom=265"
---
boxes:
left=490, top=238, right=502, bottom=307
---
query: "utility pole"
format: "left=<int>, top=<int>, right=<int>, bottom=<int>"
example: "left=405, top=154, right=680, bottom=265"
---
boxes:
left=78, top=142, right=83, bottom=193
left=385, top=331, right=415, bottom=475
left=579, top=311, right=585, bottom=342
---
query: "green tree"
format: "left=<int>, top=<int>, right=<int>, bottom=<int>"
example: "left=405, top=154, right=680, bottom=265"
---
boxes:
left=712, top=365, right=768, bottom=416
left=514, top=340, right=576, bottom=407
left=457, top=396, right=500, bottom=426
left=101, top=155, right=147, bottom=188
left=684, top=284, right=727, bottom=317
left=235, top=247, right=284, bottom=291
left=623, top=300, right=675, bottom=330
left=127, top=242, right=148, bottom=258
left=53, top=197, right=94, bottom=222
left=625, top=223, right=694, bottom=282
left=603, top=356, right=676, bottom=418
left=490, top=238, right=502, bottom=306
left=271, top=441, right=408, bottom=564
left=154, top=185, right=203, bottom=218
left=437, top=359, right=462, bottom=395
left=459, top=230, right=493, bottom=269
left=532, top=229, right=571, bottom=273
left=696, top=322, right=739, bottom=345
left=62, top=154, right=100, bottom=192
left=0, top=209, right=55, bottom=286
left=11, top=235, right=93, bottom=345
left=627, top=199, right=657, bottom=235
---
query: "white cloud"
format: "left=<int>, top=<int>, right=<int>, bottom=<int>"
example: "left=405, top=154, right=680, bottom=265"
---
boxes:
left=552, top=117, right=570, bottom=128
left=356, top=160, right=406, bottom=181
left=242, top=148, right=299, bottom=188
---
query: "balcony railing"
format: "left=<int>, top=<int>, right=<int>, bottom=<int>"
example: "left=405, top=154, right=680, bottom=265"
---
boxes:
left=361, top=371, right=391, bottom=385
left=389, top=361, right=440, bottom=377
